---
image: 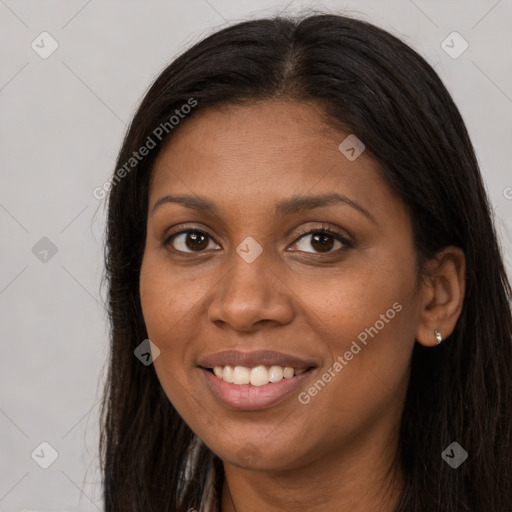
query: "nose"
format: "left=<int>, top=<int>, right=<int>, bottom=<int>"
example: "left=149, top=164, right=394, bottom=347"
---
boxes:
left=207, top=247, right=294, bottom=333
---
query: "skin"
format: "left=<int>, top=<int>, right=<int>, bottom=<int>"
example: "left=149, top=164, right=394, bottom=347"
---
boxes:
left=139, top=99, right=465, bottom=512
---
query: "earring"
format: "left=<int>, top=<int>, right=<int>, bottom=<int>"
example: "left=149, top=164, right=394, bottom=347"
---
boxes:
left=434, top=329, right=443, bottom=345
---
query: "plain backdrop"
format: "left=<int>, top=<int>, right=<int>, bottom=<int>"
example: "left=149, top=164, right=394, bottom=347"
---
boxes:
left=1, top=1, right=511, bottom=511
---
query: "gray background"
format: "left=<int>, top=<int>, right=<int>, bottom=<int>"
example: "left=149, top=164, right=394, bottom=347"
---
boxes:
left=1, top=1, right=511, bottom=510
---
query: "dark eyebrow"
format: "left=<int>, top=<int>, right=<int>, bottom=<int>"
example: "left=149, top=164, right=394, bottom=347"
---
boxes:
left=274, top=193, right=375, bottom=223
left=151, top=192, right=376, bottom=223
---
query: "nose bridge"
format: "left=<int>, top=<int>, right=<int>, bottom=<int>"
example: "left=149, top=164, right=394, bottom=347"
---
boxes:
left=223, top=239, right=271, bottom=307
left=208, top=238, right=292, bottom=330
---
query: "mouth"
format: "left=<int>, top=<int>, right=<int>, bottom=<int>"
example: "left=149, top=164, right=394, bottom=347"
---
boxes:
left=197, top=350, right=318, bottom=411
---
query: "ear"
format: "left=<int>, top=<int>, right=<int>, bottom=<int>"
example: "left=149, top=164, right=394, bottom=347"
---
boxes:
left=415, top=246, right=466, bottom=347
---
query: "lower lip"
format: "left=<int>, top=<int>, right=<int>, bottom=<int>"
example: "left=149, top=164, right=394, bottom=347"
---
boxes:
left=201, top=368, right=315, bottom=411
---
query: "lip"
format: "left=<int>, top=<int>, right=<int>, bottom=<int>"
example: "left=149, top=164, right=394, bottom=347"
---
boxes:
left=200, top=366, right=316, bottom=411
left=197, top=349, right=318, bottom=370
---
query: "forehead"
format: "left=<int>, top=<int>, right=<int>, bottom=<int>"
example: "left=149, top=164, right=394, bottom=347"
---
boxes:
left=152, top=100, right=339, bottom=175
left=148, top=100, right=397, bottom=221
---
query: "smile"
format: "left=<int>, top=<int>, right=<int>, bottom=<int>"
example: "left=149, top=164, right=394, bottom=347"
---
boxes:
left=208, top=364, right=308, bottom=386
left=197, top=349, right=319, bottom=410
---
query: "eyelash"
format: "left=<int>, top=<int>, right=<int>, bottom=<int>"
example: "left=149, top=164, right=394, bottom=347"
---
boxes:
left=162, top=223, right=353, bottom=256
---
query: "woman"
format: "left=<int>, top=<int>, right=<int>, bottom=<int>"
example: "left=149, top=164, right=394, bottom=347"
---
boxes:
left=100, top=13, right=512, bottom=512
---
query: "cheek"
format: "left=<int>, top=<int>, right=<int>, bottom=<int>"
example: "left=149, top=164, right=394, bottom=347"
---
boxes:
left=139, top=251, right=221, bottom=415
left=139, top=251, right=203, bottom=340
left=294, top=244, right=417, bottom=346
left=139, top=253, right=196, bottom=385
left=291, top=250, right=418, bottom=416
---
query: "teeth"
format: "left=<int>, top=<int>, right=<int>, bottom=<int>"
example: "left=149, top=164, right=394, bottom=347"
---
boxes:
left=210, top=364, right=309, bottom=385
left=268, top=365, right=283, bottom=382
left=233, top=366, right=250, bottom=384
left=283, top=367, right=294, bottom=379
left=250, top=366, right=268, bottom=386
left=223, top=365, right=234, bottom=383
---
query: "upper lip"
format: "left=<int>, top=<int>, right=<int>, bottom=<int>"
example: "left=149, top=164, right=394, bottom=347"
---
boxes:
left=197, top=350, right=318, bottom=370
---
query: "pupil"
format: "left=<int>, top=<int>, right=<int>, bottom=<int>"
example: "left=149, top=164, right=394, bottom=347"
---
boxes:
left=186, top=232, right=208, bottom=251
left=311, top=233, right=333, bottom=252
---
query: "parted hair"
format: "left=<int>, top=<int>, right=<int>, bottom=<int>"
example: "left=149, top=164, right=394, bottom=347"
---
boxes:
left=100, top=13, right=512, bottom=512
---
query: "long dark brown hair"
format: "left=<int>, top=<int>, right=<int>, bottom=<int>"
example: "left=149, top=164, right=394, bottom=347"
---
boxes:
left=100, top=13, right=512, bottom=512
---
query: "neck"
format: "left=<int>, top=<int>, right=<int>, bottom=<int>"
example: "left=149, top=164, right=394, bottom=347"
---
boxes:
left=220, top=420, right=404, bottom=512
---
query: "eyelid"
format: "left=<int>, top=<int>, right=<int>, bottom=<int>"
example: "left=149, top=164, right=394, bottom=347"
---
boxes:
left=291, top=222, right=353, bottom=247
left=162, top=222, right=211, bottom=239
left=161, top=223, right=217, bottom=250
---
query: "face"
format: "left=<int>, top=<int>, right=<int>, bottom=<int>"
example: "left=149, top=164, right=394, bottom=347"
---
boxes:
left=139, top=99, right=423, bottom=472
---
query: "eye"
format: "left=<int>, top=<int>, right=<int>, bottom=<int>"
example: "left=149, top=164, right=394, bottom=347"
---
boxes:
left=291, top=225, right=351, bottom=254
left=163, top=229, right=220, bottom=253
left=163, top=224, right=351, bottom=255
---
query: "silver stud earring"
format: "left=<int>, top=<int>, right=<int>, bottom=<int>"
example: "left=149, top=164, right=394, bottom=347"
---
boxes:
left=434, top=329, right=443, bottom=345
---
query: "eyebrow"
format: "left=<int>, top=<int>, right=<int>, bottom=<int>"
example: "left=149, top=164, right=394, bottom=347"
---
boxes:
left=151, top=192, right=376, bottom=223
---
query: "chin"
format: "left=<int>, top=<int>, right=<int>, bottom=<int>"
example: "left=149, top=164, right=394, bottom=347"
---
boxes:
left=207, top=435, right=311, bottom=472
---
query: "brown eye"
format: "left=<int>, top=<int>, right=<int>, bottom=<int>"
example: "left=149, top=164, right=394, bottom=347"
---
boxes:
left=165, top=230, right=219, bottom=253
left=292, top=228, right=350, bottom=254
